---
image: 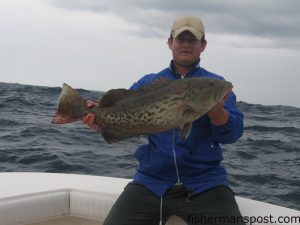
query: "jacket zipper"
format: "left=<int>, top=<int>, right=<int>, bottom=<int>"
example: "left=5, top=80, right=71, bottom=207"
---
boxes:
left=172, top=130, right=182, bottom=185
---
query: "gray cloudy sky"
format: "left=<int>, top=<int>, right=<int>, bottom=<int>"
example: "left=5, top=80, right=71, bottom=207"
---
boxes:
left=0, top=0, right=299, bottom=107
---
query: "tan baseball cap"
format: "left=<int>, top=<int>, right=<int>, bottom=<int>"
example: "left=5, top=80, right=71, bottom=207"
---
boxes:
left=171, top=16, right=205, bottom=40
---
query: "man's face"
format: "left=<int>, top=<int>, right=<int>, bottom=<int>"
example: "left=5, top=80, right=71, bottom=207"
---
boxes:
left=168, top=31, right=206, bottom=67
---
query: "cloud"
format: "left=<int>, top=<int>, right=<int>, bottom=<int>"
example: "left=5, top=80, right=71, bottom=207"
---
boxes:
left=1, top=0, right=299, bottom=107
left=47, top=0, right=300, bottom=48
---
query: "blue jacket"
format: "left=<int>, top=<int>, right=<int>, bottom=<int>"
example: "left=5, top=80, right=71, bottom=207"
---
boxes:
left=129, top=60, right=244, bottom=197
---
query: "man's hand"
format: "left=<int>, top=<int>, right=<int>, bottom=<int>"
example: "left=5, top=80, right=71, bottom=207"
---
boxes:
left=81, top=100, right=102, bottom=130
left=207, top=91, right=231, bottom=126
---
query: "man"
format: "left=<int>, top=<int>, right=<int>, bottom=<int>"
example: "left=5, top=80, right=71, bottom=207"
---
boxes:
left=83, top=16, right=245, bottom=225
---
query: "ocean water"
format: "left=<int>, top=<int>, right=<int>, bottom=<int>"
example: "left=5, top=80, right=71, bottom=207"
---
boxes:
left=0, top=82, right=299, bottom=211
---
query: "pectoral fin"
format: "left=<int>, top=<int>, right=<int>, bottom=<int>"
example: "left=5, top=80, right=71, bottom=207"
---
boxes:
left=179, top=123, right=192, bottom=140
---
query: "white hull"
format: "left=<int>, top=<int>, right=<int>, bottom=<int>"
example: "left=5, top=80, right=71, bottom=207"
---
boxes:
left=0, top=172, right=299, bottom=225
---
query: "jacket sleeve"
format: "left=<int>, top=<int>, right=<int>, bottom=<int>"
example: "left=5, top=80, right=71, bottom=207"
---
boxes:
left=210, top=91, right=244, bottom=144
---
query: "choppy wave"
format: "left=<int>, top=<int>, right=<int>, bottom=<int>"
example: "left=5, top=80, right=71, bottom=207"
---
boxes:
left=0, top=82, right=299, bottom=210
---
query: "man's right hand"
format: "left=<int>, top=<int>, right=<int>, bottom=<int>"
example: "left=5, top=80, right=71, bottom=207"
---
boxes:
left=82, top=100, right=102, bottom=130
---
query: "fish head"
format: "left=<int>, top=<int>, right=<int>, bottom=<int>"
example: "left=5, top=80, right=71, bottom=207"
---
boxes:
left=184, top=77, right=233, bottom=112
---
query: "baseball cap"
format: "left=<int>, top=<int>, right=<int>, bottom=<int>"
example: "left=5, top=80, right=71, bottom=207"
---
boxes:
left=171, top=16, right=205, bottom=40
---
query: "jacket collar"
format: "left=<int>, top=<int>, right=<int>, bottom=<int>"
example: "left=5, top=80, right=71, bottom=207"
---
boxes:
left=168, top=58, right=201, bottom=79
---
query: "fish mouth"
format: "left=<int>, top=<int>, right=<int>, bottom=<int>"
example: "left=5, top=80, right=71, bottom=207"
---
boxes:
left=223, top=82, right=233, bottom=98
left=226, top=81, right=233, bottom=91
left=215, top=81, right=233, bottom=103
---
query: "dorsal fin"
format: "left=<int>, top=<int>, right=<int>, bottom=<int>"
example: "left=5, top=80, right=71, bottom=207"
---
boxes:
left=98, top=89, right=135, bottom=107
left=138, top=77, right=172, bottom=93
left=98, top=78, right=172, bottom=107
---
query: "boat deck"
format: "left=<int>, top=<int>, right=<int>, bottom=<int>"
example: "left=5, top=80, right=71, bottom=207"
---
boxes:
left=0, top=173, right=299, bottom=225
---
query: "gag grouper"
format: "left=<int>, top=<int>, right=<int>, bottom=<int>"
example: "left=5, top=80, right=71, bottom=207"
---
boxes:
left=52, top=77, right=233, bottom=143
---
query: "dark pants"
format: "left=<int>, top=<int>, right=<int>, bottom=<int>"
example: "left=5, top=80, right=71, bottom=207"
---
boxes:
left=103, top=182, right=246, bottom=225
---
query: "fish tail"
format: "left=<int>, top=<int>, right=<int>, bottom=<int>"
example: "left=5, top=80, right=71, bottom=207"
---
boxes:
left=52, top=83, right=88, bottom=124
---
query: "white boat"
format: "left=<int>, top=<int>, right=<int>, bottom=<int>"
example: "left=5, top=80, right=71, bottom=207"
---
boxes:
left=0, top=172, right=299, bottom=225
